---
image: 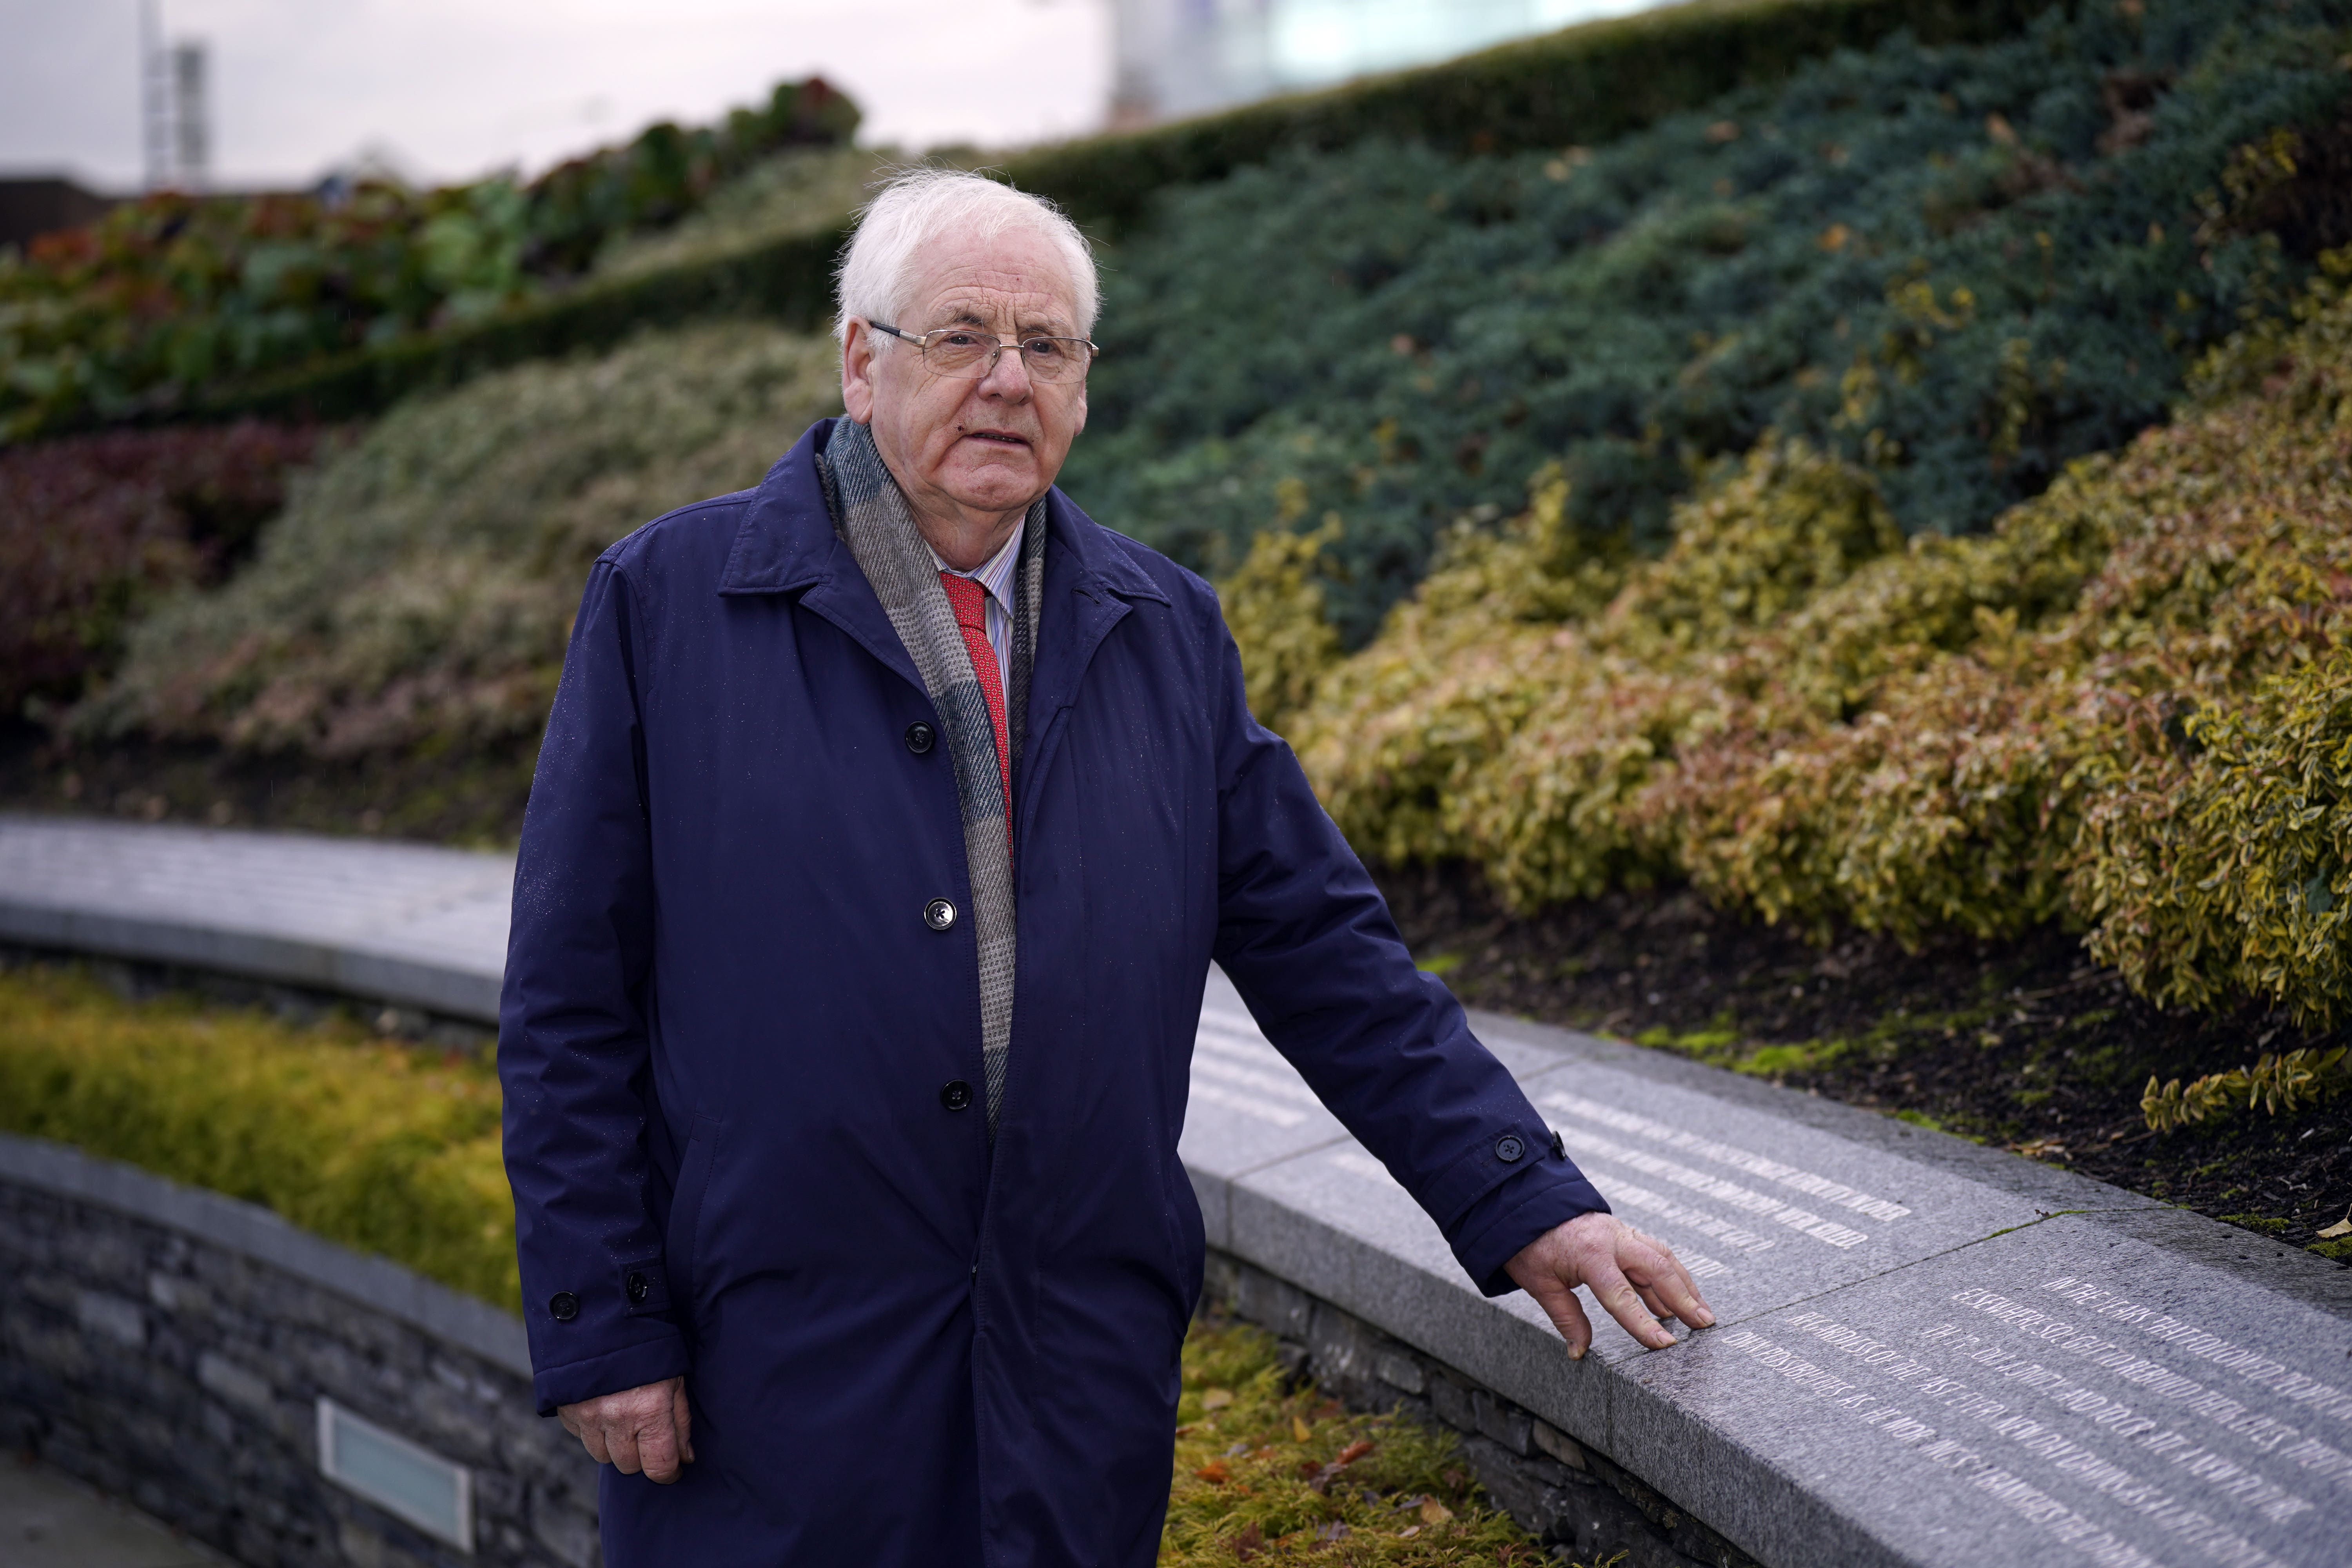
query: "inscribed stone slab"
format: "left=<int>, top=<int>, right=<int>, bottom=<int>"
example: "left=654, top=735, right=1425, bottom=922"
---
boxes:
left=1624, top=1211, right=2352, bottom=1568
left=1180, top=967, right=1350, bottom=1249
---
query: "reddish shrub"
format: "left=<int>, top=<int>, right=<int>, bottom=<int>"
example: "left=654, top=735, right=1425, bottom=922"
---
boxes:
left=0, top=421, right=327, bottom=714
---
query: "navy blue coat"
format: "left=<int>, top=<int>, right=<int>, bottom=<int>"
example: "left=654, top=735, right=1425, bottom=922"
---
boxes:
left=499, top=418, right=1606, bottom=1566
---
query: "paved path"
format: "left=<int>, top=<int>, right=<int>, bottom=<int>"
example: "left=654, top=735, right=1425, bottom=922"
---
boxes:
left=5, top=811, right=2351, bottom=1568
left=0, top=814, right=507, bottom=1019
left=0, top=1455, right=216, bottom=1567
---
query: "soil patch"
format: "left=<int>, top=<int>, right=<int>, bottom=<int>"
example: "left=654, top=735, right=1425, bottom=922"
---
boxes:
left=1374, top=863, right=2352, bottom=1262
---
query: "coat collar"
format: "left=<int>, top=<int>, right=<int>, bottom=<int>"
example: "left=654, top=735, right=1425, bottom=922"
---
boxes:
left=716, top=417, right=1168, bottom=610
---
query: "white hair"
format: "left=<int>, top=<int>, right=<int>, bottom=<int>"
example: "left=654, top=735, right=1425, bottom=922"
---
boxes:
left=834, top=167, right=1098, bottom=344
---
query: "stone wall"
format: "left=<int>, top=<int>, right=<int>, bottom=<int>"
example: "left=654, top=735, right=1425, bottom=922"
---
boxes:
left=0, top=1135, right=599, bottom=1568
left=1202, top=1251, right=1759, bottom=1568
left=1, top=1128, right=1755, bottom=1568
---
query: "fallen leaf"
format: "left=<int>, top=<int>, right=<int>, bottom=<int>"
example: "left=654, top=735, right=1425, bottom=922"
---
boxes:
left=2320, top=1219, right=2352, bottom=1239
left=1201, top=1388, right=1234, bottom=1411
left=1819, top=223, right=1851, bottom=252
left=1336, top=1439, right=1377, bottom=1466
left=1315, top=1521, right=1351, bottom=1541
left=1397, top=1525, right=1421, bottom=1539
left=1419, top=1497, right=1454, bottom=1524
left=1292, top=1415, right=1313, bottom=1443
left=1194, top=1460, right=1230, bottom=1484
left=1232, top=1521, right=1263, bottom=1559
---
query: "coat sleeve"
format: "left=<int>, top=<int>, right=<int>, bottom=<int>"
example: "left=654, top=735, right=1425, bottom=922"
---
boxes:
left=1206, top=617, right=1609, bottom=1296
left=499, top=557, right=691, bottom=1414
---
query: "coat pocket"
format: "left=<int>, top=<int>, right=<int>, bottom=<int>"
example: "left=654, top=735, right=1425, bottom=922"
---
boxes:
left=664, top=1113, right=719, bottom=1325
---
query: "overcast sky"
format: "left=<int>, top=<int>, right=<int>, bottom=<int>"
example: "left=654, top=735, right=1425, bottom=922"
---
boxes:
left=0, top=0, right=1115, bottom=192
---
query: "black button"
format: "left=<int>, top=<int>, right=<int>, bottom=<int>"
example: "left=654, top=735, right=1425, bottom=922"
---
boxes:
left=1550, top=1129, right=1565, bottom=1160
left=924, top=898, right=957, bottom=931
left=940, top=1080, right=973, bottom=1112
left=1495, top=1134, right=1525, bottom=1164
left=626, top=1272, right=650, bottom=1303
left=905, top=722, right=935, bottom=754
left=548, top=1292, right=580, bottom=1321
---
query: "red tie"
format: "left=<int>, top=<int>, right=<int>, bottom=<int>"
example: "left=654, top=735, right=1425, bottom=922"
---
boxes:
left=939, top=572, right=1013, bottom=833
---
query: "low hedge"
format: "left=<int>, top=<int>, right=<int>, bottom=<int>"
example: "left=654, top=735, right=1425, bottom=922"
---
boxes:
left=0, top=966, right=515, bottom=1307
left=1240, top=252, right=2352, bottom=1027
left=197, top=223, right=845, bottom=426
left=1004, top=0, right=2054, bottom=234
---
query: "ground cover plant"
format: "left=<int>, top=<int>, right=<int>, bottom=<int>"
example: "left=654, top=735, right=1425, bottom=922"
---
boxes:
left=48, top=320, right=841, bottom=837
left=1242, top=253, right=2352, bottom=1044
left=0, top=960, right=1559, bottom=1563
left=0, top=78, right=855, bottom=441
left=0, top=962, right=515, bottom=1305
left=1067, top=0, right=2352, bottom=639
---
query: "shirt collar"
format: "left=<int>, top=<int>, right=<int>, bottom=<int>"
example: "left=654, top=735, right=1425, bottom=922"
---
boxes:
left=927, top=517, right=1025, bottom=613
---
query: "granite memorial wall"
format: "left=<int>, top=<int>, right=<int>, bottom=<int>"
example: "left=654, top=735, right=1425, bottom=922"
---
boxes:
left=4, top=815, right=2349, bottom=1566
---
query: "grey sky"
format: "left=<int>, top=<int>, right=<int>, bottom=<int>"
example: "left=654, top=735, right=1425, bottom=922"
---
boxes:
left=0, top=0, right=1112, bottom=192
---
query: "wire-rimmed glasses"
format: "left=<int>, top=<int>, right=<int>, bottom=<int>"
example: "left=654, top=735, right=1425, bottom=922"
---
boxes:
left=869, top=320, right=1098, bottom=384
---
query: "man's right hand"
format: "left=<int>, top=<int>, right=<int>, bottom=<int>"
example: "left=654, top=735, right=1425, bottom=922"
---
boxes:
left=557, top=1376, right=695, bottom=1483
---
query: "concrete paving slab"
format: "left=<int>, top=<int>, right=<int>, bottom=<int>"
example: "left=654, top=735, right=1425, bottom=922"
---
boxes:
left=0, top=1454, right=217, bottom=1567
left=0, top=814, right=508, bottom=1020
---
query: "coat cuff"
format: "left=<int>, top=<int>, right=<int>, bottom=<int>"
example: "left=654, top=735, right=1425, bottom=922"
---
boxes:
left=1446, top=1155, right=1611, bottom=1298
left=530, top=1330, right=693, bottom=1417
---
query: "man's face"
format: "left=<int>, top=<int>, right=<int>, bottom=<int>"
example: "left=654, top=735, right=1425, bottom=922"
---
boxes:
left=841, top=225, right=1089, bottom=534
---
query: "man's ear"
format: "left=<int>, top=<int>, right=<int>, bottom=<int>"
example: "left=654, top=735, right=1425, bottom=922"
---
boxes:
left=840, top=319, right=876, bottom=423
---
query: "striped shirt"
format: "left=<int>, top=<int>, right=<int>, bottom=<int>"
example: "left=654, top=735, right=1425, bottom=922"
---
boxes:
left=928, top=517, right=1024, bottom=710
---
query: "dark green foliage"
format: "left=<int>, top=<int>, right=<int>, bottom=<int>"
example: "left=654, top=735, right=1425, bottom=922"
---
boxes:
left=1062, top=0, right=2352, bottom=641
left=1003, top=0, right=2055, bottom=234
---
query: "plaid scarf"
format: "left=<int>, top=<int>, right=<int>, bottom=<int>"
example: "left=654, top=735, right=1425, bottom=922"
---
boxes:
left=819, top=417, right=1045, bottom=1135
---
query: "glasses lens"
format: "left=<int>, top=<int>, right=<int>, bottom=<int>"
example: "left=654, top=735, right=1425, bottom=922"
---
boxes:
left=1018, top=337, right=1092, bottom=383
left=922, top=330, right=996, bottom=377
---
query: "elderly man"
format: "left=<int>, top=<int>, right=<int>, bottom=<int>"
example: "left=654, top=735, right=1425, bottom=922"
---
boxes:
left=499, top=168, right=1711, bottom=1566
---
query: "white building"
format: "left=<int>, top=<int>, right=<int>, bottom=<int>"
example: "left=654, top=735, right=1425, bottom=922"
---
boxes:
left=1107, top=0, right=1666, bottom=125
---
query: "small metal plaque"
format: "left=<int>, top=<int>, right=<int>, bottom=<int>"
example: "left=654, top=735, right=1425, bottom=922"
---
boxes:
left=316, top=1397, right=472, bottom=1551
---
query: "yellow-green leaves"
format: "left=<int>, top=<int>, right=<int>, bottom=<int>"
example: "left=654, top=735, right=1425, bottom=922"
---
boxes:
left=0, top=967, right=518, bottom=1308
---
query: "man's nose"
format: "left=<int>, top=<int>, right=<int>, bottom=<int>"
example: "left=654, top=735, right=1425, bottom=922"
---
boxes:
left=976, top=341, right=1033, bottom=399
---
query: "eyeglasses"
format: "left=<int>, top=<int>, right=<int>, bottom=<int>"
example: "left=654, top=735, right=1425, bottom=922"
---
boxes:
left=869, top=321, right=1098, bottom=384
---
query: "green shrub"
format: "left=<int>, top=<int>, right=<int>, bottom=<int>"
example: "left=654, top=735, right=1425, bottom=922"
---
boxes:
left=77, top=322, right=842, bottom=760
left=2143, top=1046, right=2350, bottom=1131
left=0, top=82, right=856, bottom=441
left=1072, top=0, right=2352, bottom=637
left=1284, top=251, right=2352, bottom=1024
left=0, top=966, right=515, bottom=1307
left=1216, top=512, right=1344, bottom=735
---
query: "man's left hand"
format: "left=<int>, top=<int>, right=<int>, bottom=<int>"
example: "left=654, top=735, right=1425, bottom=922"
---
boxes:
left=1505, top=1211, right=1715, bottom=1359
